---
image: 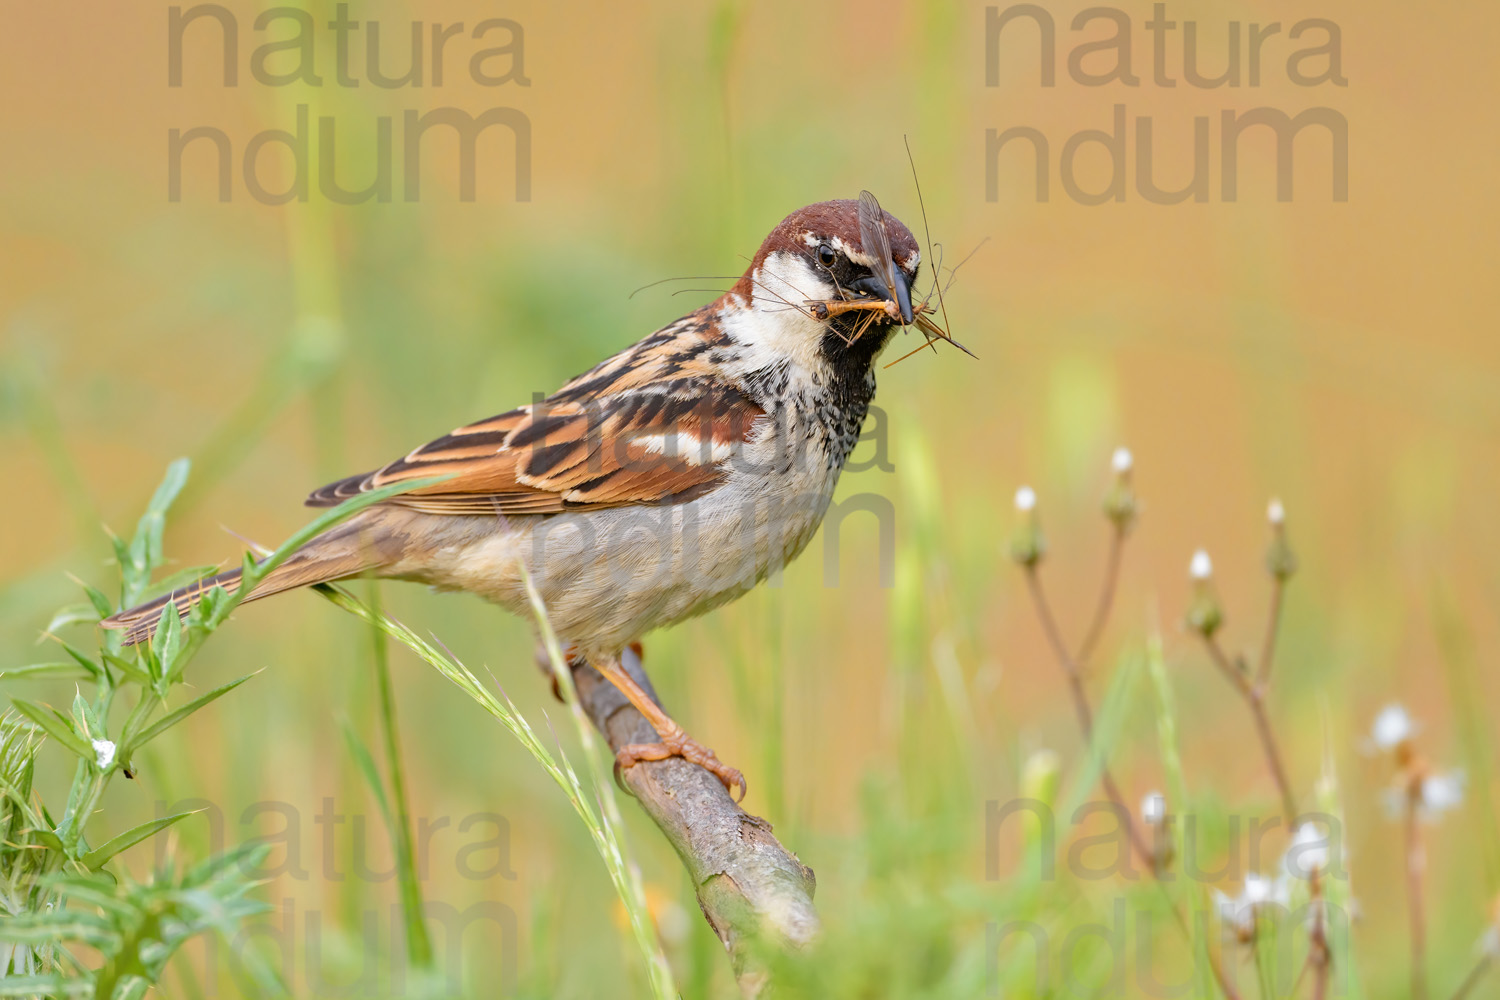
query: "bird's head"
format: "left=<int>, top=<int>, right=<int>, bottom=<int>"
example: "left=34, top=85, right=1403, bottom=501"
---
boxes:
left=721, top=195, right=922, bottom=372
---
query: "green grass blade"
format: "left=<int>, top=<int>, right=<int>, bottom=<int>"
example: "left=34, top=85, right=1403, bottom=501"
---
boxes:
left=519, top=565, right=678, bottom=1000
left=362, top=581, right=433, bottom=969
left=312, top=581, right=677, bottom=1000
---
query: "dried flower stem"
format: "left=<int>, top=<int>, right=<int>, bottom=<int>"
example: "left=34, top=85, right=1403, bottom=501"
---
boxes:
left=1308, top=870, right=1332, bottom=1000
left=1201, top=636, right=1299, bottom=826
left=1076, top=524, right=1126, bottom=669
left=1405, top=781, right=1429, bottom=1000
left=1022, top=564, right=1242, bottom=1000
left=1448, top=953, right=1493, bottom=1000
left=1254, top=575, right=1285, bottom=691
left=1023, top=567, right=1154, bottom=867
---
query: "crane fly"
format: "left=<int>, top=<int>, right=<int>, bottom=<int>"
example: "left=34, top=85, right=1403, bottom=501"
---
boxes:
left=803, top=188, right=978, bottom=365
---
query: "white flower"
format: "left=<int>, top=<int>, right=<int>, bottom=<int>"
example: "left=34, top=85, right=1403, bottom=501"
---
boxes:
left=1014, top=486, right=1036, bottom=512
left=92, top=739, right=116, bottom=770
left=1141, top=791, right=1165, bottom=826
left=1284, top=822, right=1330, bottom=879
left=1213, top=888, right=1252, bottom=938
left=1216, top=874, right=1290, bottom=940
left=1242, top=872, right=1276, bottom=905
left=1371, top=704, right=1414, bottom=751
left=1419, top=771, right=1465, bottom=819
left=1189, top=549, right=1213, bottom=581
left=1267, top=498, right=1285, bottom=525
left=1111, top=447, right=1133, bottom=474
left=1479, top=924, right=1500, bottom=959
left=655, top=898, right=691, bottom=945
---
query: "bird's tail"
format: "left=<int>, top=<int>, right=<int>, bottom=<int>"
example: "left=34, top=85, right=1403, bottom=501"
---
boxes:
left=101, top=513, right=399, bottom=646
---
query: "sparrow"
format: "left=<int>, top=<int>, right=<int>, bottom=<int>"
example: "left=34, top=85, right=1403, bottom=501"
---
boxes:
left=104, top=193, right=935, bottom=800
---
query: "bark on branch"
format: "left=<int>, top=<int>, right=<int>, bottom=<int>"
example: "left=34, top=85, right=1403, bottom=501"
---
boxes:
left=568, top=647, right=818, bottom=997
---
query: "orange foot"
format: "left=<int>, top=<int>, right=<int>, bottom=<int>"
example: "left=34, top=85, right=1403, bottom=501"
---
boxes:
left=615, top=729, right=747, bottom=802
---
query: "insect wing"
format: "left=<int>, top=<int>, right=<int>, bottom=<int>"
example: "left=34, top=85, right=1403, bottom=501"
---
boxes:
left=857, top=190, right=899, bottom=299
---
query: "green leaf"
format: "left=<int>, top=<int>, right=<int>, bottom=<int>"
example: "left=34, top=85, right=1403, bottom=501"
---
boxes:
left=126, top=672, right=258, bottom=751
left=0, top=911, right=119, bottom=948
left=11, top=699, right=92, bottom=760
left=72, top=692, right=102, bottom=743
left=147, top=457, right=191, bottom=514
left=340, top=718, right=393, bottom=825
left=0, top=975, right=91, bottom=997
left=52, top=640, right=103, bottom=681
left=47, top=876, right=139, bottom=915
left=29, top=827, right=66, bottom=854
left=152, top=603, right=182, bottom=679
left=79, top=582, right=113, bottom=620
left=188, top=584, right=230, bottom=630
left=101, top=652, right=152, bottom=687
left=240, top=550, right=259, bottom=587
left=80, top=810, right=201, bottom=870
left=45, top=602, right=101, bottom=633
left=0, top=662, right=92, bottom=681
left=107, top=529, right=129, bottom=572
left=127, top=458, right=191, bottom=592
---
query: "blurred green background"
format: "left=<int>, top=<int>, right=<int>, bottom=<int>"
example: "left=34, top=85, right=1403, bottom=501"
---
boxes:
left=3, top=0, right=1498, bottom=996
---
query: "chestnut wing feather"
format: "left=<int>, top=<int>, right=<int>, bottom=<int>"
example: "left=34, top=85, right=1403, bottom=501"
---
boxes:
left=306, top=326, right=760, bottom=516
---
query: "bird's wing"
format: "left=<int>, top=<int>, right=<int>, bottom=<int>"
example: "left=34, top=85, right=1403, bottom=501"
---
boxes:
left=306, top=316, right=762, bottom=515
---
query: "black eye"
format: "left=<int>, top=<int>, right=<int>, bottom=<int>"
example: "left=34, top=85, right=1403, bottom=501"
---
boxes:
left=816, top=243, right=837, bottom=267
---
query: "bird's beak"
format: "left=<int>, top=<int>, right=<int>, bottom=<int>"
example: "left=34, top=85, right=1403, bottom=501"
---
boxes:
left=850, top=267, right=915, bottom=325
left=891, top=267, right=914, bottom=326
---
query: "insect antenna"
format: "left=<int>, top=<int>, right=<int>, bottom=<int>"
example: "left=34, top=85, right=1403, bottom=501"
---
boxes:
left=632, top=270, right=823, bottom=322
left=882, top=332, right=941, bottom=368
left=938, top=237, right=989, bottom=297
left=904, top=136, right=955, bottom=352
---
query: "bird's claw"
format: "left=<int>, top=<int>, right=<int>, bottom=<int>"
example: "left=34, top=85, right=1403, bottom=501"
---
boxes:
left=614, top=732, right=747, bottom=802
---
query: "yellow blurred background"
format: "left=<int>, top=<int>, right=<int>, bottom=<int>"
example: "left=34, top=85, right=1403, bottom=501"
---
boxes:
left=3, top=0, right=1498, bottom=996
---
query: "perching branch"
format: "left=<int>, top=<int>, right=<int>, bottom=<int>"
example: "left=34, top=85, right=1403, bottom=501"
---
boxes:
left=568, top=646, right=819, bottom=997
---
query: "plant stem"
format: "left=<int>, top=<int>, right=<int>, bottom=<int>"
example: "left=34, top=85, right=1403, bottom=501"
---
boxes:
left=1203, top=637, right=1298, bottom=826
left=316, top=582, right=679, bottom=1000
left=1308, top=869, right=1331, bottom=1000
left=1024, top=568, right=1153, bottom=868
left=1254, top=576, right=1285, bottom=691
left=1022, top=565, right=1242, bottom=1000
left=519, top=569, right=679, bottom=1000
left=1076, top=523, right=1126, bottom=669
left=1405, top=784, right=1428, bottom=1000
left=367, top=582, right=432, bottom=969
left=1449, top=953, right=1492, bottom=1000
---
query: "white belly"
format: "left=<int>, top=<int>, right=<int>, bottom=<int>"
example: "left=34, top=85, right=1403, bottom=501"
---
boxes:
left=397, top=462, right=840, bottom=655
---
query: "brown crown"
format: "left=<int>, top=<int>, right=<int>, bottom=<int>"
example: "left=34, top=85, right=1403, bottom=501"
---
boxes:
left=729, top=198, right=921, bottom=303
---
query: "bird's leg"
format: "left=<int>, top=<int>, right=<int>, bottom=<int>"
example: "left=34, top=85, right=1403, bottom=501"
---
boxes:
left=592, top=651, right=747, bottom=802
left=534, top=641, right=580, bottom=703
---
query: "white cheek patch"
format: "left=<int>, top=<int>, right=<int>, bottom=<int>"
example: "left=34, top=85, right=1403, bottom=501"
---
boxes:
left=718, top=251, right=831, bottom=377
left=755, top=249, right=835, bottom=310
